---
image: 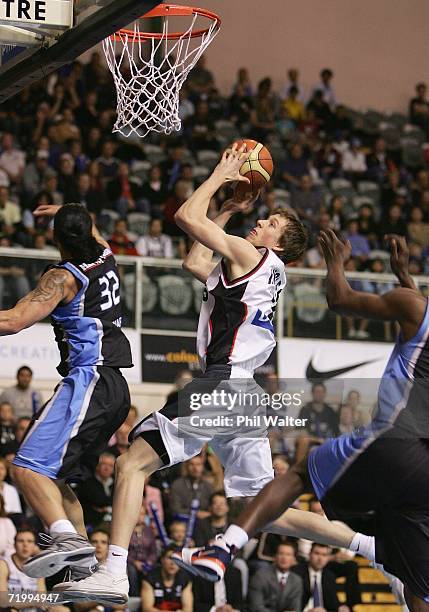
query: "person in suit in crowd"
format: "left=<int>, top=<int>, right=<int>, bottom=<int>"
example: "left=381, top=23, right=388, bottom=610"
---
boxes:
left=292, top=543, right=346, bottom=612
left=249, top=542, right=303, bottom=612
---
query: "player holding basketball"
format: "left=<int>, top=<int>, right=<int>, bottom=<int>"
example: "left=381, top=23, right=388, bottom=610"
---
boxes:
left=2, top=203, right=133, bottom=578
left=177, top=231, right=429, bottom=612
left=48, top=143, right=306, bottom=601
left=54, top=145, right=391, bottom=605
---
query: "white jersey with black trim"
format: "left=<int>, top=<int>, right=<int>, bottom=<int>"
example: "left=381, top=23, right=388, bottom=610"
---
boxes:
left=197, top=248, right=286, bottom=376
left=2, top=552, right=38, bottom=612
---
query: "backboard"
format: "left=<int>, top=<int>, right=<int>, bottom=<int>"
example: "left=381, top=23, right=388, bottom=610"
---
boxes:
left=0, top=0, right=160, bottom=103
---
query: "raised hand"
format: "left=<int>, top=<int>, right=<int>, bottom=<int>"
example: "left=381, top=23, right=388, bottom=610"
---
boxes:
left=221, top=190, right=260, bottom=215
left=318, top=229, right=352, bottom=265
left=212, top=143, right=251, bottom=184
left=33, top=204, right=62, bottom=218
left=385, top=234, right=409, bottom=278
left=385, top=233, right=416, bottom=289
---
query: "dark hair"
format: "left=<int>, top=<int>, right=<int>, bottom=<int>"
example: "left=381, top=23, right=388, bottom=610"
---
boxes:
left=312, top=382, right=326, bottom=393
left=209, top=491, right=227, bottom=505
left=90, top=528, right=110, bottom=541
left=169, top=519, right=186, bottom=528
left=32, top=191, right=54, bottom=209
left=258, top=77, right=272, bottom=94
left=0, top=493, right=6, bottom=518
left=329, top=194, right=343, bottom=208
left=54, top=203, right=104, bottom=264
left=311, top=542, right=331, bottom=552
left=369, top=257, right=385, bottom=269
left=161, top=544, right=181, bottom=558
left=17, top=365, right=32, bottom=376
left=15, top=529, right=37, bottom=543
left=275, top=209, right=309, bottom=264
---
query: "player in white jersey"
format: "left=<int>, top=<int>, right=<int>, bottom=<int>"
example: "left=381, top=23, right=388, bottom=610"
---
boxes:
left=197, top=246, right=286, bottom=375
left=54, top=144, right=375, bottom=604
left=0, top=529, right=67, bottom=611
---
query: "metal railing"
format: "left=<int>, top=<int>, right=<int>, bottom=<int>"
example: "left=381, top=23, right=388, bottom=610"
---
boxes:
left=0, top=247, right=427, bottom=342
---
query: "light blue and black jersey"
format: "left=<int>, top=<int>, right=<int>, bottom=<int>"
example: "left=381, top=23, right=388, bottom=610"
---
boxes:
left=308, top=297, right=429, bottom=499
left=14, top=248, right=132, bottom=482
left=50, top=248, right=133, bottom=376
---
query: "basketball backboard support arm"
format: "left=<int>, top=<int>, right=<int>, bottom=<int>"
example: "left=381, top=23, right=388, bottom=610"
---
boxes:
left=0, top=0, right=160, bottom=104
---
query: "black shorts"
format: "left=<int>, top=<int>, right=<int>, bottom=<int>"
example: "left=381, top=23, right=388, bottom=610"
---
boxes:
left=14, top=366, right=130, bottom=482
left=319, top=437, right=429, bottom=602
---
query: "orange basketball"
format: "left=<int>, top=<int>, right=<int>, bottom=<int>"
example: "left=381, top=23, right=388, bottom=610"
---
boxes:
left=233, top=138, right=274, bottom=200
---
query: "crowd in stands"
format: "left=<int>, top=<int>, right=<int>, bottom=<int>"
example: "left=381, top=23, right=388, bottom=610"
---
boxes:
left=0, top=55, right=423, bottom=608
left=0, top=57, right=427, bottom=288
left=0, top=364, right=381, bottom=611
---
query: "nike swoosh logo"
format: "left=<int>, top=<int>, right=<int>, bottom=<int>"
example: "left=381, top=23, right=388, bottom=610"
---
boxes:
left=306, top=357, right=378, bottom=381
left=111, top=552, right=123, bottom=556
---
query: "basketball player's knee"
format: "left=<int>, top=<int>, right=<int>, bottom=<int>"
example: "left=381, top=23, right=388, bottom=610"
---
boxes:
left=263, top=510, right=297, bottom=535
left=115, top=451, right=153, bottom=478
left=115, top=453, right=135, bottom=476
left=11, top=464, right=27, bottom=487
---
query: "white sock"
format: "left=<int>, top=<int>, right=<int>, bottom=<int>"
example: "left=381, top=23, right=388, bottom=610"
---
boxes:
left=50, top=519, right=77, bottom=536
left=106, top=545, right=128, bottom=576
left=350, top=533, right=375, bottom=561
left=223, top=525, right=249, bottom=550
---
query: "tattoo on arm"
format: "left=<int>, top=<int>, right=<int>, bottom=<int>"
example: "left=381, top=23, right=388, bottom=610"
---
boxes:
left=19, top=269, right=69, bottom=305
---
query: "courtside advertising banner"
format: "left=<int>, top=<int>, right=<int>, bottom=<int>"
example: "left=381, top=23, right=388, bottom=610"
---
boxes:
left=141, top=334, right=278, bottom=383
left=0, top=324, right=141, bottom=383
left=142, top=334, right=200, bottom=383
left=278, top=338, right=393, bottom=380
left=278, top=337, right=394, bottom=411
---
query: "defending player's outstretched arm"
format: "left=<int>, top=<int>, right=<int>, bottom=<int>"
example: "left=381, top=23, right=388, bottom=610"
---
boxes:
left=319, top=229, right=426, bottom=338
left=175, top=144, right=261, bottom=271
left=385, top=233, right=417, bottom=290
left=0, top=267, right=78, bottom=335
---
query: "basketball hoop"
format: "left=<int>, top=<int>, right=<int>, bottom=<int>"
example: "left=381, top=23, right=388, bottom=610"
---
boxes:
left=102, top=4, right=221, bottom=138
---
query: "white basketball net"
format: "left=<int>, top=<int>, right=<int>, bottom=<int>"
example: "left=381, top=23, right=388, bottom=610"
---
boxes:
left=102, top=12, right=219, bottom=138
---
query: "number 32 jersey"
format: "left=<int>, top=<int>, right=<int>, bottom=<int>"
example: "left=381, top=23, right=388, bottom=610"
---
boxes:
left=197, top=248, right=286, bottom=374
left=50, top=248, right=133, bottom=376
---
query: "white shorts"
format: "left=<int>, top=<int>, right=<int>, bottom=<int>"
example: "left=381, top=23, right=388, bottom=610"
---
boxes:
left=131, top=365, right=274, bottom=498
